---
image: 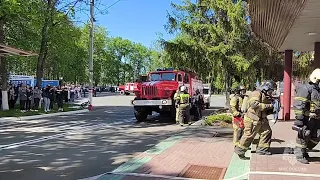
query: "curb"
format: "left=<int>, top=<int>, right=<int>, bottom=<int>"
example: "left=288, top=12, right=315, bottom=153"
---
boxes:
left=0, top=109, right=89, bottom=122
left=191, top=119, right=205, bottom=126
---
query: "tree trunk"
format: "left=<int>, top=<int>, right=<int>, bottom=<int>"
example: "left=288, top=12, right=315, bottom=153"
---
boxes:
left=0, top=57, right=8, bottom=111
left=0, top=17, right=9, bottom=111
left=36, top=0, right=52, bottom=87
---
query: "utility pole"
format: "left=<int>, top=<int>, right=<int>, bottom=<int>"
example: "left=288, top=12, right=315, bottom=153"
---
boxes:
left=89, top=0, right=94, bottom=108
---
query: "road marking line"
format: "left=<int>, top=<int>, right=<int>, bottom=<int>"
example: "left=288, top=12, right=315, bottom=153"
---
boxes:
left=224, top=171, right=320, bottom=180
left=0, top=122, right=90, bottom=133
left=0, top=118, right=142, bottom=150
left=0, top=124, right=110, bottom=150
left=223, top=148, right=251, bottom=179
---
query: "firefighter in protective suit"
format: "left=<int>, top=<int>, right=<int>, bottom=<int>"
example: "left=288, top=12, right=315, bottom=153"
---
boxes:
left=235, top=80, right=275, bottom=158
left=176, top=85, right=191, bottom=126
left=293, top=68, right=320, bottom=164
left=230, top=85, right=246, bottom=146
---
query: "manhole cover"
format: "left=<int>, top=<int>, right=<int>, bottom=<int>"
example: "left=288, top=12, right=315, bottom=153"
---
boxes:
left=179, top=164, right=226, bottom=179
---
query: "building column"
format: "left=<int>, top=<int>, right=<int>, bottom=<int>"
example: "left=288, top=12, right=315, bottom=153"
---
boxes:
left=284, top=50, right=293, bottom=121
left=313, top=42, right=320, bottom=68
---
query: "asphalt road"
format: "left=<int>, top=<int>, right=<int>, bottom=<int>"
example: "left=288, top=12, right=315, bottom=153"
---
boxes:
left=0, top=93, right=226, bottom=180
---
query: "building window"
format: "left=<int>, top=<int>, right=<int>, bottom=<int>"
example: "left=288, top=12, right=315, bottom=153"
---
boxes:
left=184, top=74, right=189, bottom=83
left=178, top=74, right=182, bottom=82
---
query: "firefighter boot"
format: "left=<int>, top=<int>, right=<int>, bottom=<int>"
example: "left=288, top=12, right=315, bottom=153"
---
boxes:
left=304, top=152, right=310, bottom=158
left=294, top=147, right=309, bottom=164
left=234, top=146, right=246, bottom=159
left=256, top=146, right=272, bottom=155
left=297, top=156, right=309, bottom=164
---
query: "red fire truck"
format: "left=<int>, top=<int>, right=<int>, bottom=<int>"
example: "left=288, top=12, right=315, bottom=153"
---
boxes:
left=131, top=68, right=204, bottom=122
left=124, top=75, right=148, bottom=95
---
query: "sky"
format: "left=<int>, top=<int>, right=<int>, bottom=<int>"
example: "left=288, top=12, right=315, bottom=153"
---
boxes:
left=75, top=0, right=182, bottom=48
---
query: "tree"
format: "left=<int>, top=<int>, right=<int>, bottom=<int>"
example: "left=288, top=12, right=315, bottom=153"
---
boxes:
left=35, top=0, right=84, bottom=86
left=162, top=0, right=289, bottom=106
left=163, top=0, right=254, bottom=106
left=0, top=0, right=23, bottom=110
left=106, top=37, right=133, bottom=85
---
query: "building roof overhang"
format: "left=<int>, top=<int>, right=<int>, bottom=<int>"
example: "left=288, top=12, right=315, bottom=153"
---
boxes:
left=247, top=0, right=320, bottom=52
left=0, top=44, right=37, bottom=57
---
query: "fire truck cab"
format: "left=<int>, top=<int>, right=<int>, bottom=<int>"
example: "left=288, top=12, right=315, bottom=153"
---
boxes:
left=131, top=68, right=204, bottom=122
left=124, top=75, right=148, bottom=95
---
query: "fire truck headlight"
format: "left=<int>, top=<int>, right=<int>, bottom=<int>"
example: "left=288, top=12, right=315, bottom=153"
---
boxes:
left=162, top=100, right=167, bottom=104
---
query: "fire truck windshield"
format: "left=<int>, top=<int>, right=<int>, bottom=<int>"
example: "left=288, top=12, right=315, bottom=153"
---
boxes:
left=150, top=73, right=176, bottom=81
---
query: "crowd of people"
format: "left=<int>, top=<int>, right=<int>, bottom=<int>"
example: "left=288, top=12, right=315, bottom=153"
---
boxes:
left=0, top=84, right=88, bottom=112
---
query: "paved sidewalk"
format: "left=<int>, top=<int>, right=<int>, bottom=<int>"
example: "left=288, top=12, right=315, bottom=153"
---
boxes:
left=84, top=121, right=320, bottom=180
left=92, top=126, right=234, bottom=180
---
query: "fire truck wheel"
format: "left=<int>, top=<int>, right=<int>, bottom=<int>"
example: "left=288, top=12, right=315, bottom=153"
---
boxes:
left=134, top=110, right=148, bottom=122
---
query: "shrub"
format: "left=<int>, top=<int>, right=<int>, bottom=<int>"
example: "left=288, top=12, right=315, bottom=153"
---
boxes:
left=205, top=113, right=233, bottom=126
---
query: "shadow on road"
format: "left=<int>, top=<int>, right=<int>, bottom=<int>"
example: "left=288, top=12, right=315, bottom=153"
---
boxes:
left=0, top=105, right=188, bottom=180
left=0, top=92, right=228, bottom=180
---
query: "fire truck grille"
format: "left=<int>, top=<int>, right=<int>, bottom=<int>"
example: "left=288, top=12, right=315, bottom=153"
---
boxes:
left=142, top=86, right=158, bottom=96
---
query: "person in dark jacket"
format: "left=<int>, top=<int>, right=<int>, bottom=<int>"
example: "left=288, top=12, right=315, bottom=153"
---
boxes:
left=49, top=86, right=55, bottom=110
left=26, top=85, right=33, bottom=111
left=55, top=86, right=64, bottom=111
left=19, top=85, right=28, bottom=112
left=33, top=86, right=42, bottom=111
left=8, top=84, right=15, bottom=109
left=194, top=89, right=204, bottom=120
left=42, top=85, right=51, bottom=112
left=14, top=84, right=20, bottom=106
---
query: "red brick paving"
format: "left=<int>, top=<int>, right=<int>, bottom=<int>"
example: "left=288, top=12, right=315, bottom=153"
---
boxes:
left=134, top=128, right=234, bottom=178
left=115, top=121, right=320, bottom=180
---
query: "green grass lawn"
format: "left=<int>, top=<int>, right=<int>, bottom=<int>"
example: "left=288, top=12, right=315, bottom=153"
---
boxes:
left=0, top=103, right=84, bottom=118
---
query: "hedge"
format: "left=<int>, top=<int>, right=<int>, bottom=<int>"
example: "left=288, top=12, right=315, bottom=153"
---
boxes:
left=205, top=113, right=233, bottom=126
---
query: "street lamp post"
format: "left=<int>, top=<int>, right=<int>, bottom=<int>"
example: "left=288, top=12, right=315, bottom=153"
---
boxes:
left=89, top=0, right=94, bottom=108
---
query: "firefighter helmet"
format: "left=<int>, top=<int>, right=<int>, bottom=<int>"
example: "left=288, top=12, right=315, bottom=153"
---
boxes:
left=309, top=68, right=320, bottom=84
left=180, top=85, right=187, bottom=92
left=237, top=85, right=246, bottom=95
left=237, top=85, right=246, bottom=91
left=259, top=80, right=275, bottom=92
